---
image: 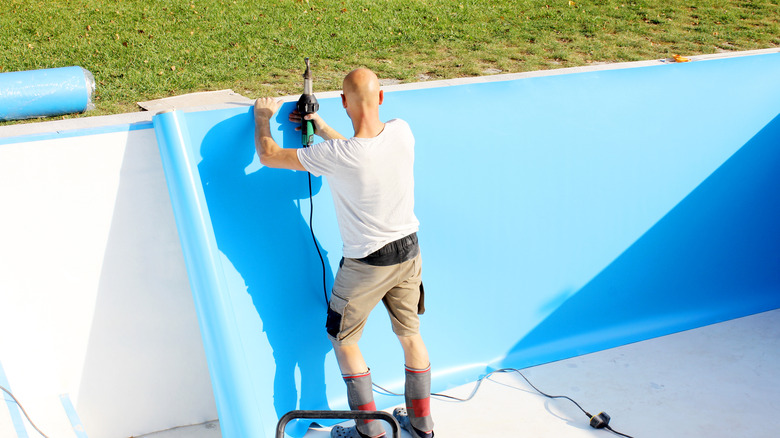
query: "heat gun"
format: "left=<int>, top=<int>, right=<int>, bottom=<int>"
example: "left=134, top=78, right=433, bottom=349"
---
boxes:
left=296, top=58, right=319, bottom=147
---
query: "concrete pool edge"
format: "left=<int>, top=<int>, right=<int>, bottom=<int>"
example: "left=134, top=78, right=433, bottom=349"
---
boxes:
left=2, top=47, right=778, bottom=141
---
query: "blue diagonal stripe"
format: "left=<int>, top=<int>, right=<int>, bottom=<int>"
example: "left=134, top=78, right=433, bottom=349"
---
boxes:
left=0, top=361, right=28, bottom=438
left=59, top=394, right=89, bottom=438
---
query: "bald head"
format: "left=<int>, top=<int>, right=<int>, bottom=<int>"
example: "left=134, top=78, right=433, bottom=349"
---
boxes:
left=343, top=68, right=381, bottom=107
left=340, top=68, right=385, bottom=137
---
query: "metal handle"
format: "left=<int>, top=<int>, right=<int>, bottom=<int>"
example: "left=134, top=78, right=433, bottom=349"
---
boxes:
left=275, top=410, right=401, bottom=438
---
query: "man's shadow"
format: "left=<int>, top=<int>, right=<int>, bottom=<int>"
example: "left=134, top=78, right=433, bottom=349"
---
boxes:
left=197, top=106, right=334, bottom=429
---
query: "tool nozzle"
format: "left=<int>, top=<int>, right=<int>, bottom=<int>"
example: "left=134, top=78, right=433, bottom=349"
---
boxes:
left=303, top=58, right=313, bottom=95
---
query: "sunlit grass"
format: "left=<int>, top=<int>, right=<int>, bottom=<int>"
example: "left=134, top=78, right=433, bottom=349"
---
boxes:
left=1, top=0, right=778, bottom=121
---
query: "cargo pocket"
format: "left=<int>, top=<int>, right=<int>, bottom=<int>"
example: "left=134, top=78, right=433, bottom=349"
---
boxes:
left=417, top=281, right=426, bottom=315
left=326, top=292, right=348, bottom=339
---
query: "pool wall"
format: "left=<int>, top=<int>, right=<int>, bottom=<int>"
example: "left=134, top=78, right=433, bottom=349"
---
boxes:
left=0, top=120, right=218, bottom=438
left=1, top=50, right=778, bottom=438
left=153, top=52, right=780, bottom=438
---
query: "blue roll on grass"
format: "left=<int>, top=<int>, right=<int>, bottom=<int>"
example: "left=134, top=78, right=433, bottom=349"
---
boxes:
left=0, top=66, right=95, bottom=121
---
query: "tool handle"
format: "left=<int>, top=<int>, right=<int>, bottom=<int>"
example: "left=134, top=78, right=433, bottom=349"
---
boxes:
left=302, top=119, right=315, bottom=146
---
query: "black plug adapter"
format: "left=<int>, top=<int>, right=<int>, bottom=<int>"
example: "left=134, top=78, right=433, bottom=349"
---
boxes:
left=590, top=412, right=611, bottom=429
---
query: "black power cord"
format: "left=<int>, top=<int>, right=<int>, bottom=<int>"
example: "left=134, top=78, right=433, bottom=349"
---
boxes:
left=300, top=157, right=631, bottom=436
left=307, top=172, right=329, bottom=306
left=294, top=111, right=629, bottom=437
left=0, top=384, right=51, bottom=438
left=373, top=368, right=634, bottom=438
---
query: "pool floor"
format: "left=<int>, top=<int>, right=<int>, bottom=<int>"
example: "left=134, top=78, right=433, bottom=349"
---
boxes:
left=135, top=307, right=780, bottom=438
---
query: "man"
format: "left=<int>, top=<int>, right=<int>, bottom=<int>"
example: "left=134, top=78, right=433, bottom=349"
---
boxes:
left=254, top=68, right=434, bottom=438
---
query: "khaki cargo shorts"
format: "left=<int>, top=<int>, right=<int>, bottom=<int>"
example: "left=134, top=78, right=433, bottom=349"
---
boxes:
left=326, top=253, right=424, bottom=346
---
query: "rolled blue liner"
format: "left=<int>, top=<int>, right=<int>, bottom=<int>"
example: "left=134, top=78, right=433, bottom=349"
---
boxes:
left=0, top=66, right=95, bottom=121
left=153, top=109, right=268, bottom=438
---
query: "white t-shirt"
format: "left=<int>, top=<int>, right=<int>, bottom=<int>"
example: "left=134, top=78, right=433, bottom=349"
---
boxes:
left=297, top=119, right=419, bottom=258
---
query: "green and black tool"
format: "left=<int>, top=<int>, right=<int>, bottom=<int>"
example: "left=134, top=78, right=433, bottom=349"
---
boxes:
left=296, top=57, right=319, bottom=147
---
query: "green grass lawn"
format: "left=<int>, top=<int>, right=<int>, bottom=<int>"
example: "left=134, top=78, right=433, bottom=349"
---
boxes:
left=1, top=0, right=778, bottom=121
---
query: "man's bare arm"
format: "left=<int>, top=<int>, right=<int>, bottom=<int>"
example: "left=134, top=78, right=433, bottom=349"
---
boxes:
left=254, top=98, right=306, bottom=171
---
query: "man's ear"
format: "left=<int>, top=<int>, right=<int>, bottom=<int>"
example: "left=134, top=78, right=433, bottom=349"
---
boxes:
left=378, top=89, right=384, bottom=105
left=341, top=93, right=347, bottom=108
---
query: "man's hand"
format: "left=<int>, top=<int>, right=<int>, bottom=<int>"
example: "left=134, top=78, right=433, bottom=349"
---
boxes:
left=288, top=108, right=323, bottom=131
left=287, top=108, right=306, bottom=127
left=254, top=97, right=282, bottom=121
left=289, top=108, right=347, bottom=141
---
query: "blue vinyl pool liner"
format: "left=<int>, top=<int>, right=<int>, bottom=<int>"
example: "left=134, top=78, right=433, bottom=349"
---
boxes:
left=153, top=53, right=780, bottom=437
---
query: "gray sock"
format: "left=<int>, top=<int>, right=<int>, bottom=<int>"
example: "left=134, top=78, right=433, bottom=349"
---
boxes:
left=404, top=365, right=434, bottom=434
left=343, top=370, right=385, bottom=437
